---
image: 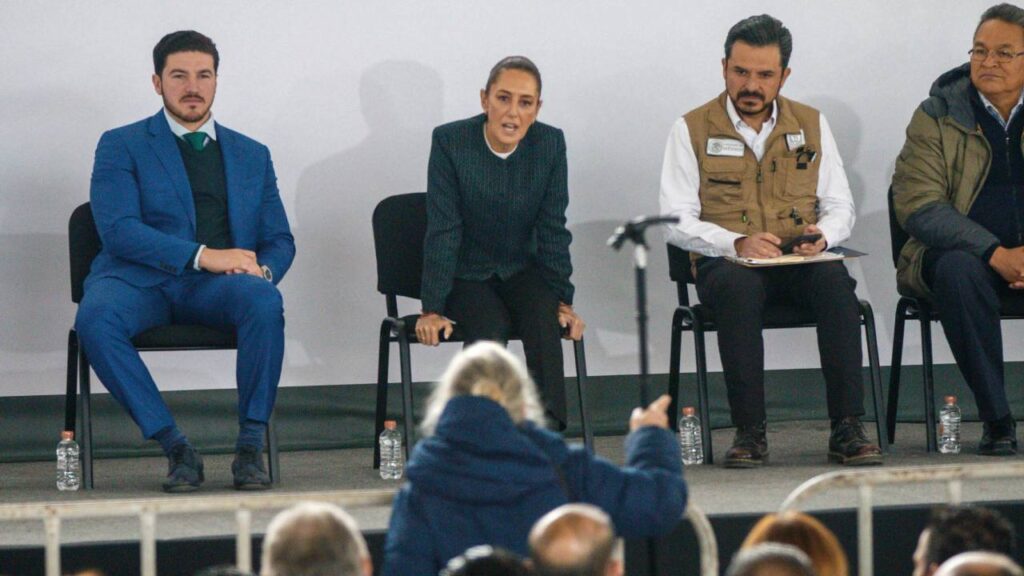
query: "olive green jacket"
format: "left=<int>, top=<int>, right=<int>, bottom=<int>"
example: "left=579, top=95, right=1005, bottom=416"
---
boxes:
left=892, top=63, right=1003, bottom=298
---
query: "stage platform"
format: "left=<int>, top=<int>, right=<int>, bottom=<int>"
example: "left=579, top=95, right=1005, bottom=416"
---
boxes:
left=1, top=421, right=1022, bottom=575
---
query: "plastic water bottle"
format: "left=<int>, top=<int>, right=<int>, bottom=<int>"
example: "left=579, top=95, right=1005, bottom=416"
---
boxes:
left=57, top=430, right=81, bottom=491
left=679, top=407, right=704, bottom=465
left=939, top=395, right=961, bottom=454
left=379, top=420, right=404, bottom=480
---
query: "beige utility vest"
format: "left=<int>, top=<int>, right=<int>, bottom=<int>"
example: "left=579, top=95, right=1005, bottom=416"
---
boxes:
left=685, top=93, right=822, bottom=253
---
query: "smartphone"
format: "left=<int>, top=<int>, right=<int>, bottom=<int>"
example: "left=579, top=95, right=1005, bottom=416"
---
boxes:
left=780, top=233, right=822, bottom=254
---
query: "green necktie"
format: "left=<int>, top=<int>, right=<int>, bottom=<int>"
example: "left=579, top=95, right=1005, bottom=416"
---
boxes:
left=183, top=132, right=207, bottom=151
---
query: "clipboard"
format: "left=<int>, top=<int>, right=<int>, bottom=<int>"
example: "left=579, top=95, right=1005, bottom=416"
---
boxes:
left=725, top=246, right=866, bottom=268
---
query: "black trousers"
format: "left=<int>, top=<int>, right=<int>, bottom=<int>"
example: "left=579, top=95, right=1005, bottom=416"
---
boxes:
left=695, top=258, right=865, bottom=427
left=444, top=267, right=566, bottom=426
left=923, top=249, right=1024, bottom=422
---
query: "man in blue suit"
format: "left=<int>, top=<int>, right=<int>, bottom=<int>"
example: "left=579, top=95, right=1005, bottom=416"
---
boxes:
left=76, top=31, right=295, bottom=492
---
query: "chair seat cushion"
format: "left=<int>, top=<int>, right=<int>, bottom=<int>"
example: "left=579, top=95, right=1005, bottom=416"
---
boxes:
left=132, top=325, right=237, bottom=350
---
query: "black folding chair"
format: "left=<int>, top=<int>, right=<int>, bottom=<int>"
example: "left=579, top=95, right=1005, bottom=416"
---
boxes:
left=666, top=243, right=888, bottom=464
left=65, top=202, right=279, bottom=489
left=371, top=192, right=593, bottom=468
left=885, top=187, right=1024, bottom=451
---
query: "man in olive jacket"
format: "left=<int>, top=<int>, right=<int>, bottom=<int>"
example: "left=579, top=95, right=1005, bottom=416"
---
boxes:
left=892, top=3, right=1024, bottom=456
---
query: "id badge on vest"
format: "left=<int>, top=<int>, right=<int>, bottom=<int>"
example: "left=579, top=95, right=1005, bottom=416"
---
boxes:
left=706, top=138, right=745, bottom=157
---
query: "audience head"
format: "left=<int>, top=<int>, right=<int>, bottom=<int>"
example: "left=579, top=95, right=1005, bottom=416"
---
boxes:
left=726, top=543, right=816, bottom=576
left=421, top=341, right=545, bottom=436
left=914, top=506, right=1017, bottom=576
left=441, top=545, right=533, bottom=576
left=529, top=504, right=623, bottom=576
left=195, top=567, right=254, bottom=576
left=260, top=502, right=371, bottom=576
left=933, top=551, right=1023, bottom=576
left=742, top=511, right=847, bottom=576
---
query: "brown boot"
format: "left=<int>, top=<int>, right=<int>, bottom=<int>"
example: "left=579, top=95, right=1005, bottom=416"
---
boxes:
left=724, top=422, right=768, bottom=468
left=828, top=416, right=883, bottom=466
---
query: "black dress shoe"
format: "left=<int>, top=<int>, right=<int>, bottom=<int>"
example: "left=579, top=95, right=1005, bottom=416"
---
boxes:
left=828, top=416, right=883, bottom=466
left=163, top=444, right=204, bottom=493
left=232, top=445, right=272, bottom=490
left=979, top=417, right=1018, bottom=456
left=724, top=422, right=768, bottom=468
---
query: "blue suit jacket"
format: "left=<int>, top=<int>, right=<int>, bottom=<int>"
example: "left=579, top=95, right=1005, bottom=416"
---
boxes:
left=86, top=110, right=295, bottom=290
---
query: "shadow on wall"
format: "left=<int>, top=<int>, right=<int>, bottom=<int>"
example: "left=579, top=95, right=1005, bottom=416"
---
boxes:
left=807, top=95, right=900, bottom=347
left=0, top=233, right=70, bottom=352
left=567, top=220, right=681, bottom=379
left=288, top=60, right=444, bottom=385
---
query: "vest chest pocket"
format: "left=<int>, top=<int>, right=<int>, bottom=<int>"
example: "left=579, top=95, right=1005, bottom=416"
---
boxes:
left=775, top=155, right=818, bottom=202
left=699, top=157, right=748, bottom=212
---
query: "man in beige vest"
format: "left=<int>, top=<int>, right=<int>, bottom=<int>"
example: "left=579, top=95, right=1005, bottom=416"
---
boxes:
left=659, top=14, right=882, bottom=468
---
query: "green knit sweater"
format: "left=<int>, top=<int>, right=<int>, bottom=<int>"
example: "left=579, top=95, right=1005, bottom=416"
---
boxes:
left=421, top=114, right=574, bottom=312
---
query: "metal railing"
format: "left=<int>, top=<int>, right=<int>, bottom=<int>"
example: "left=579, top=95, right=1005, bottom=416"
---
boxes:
left=779, top=462, right=1024, bottom=576
left=0, top=489, right=397, bottom=576
left=0, top=488, right=717, bottom=576
left=684, top=503, right=719, bottom=576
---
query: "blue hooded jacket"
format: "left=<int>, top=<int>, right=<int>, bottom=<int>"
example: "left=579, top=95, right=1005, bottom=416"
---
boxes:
left=382, top=395, right=687, bottom=576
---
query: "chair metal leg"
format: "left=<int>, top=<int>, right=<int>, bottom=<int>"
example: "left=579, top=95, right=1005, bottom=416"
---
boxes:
left=887, top=298, right=910, bottom=444
left=65, top=330, right=78, bottom=433
left=373, top=320, right=393, bottom=469
left=920, top=304, right=938, bottom=452
left=572, top=338, right=594, bottom=454
left=78, top=343, right=94, bottom=490
left=396, top=320, right=415, bottom=461
left=859, top=301, right=888, bottom=452
left=266, top=416, right=280, bottom=484
left=692, top=313, right=713, bottom=465
left=668, top=308, right=686, bottom=433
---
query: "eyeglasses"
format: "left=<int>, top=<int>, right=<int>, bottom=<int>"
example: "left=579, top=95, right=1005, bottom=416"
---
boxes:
left=969, top=47, right=1024, bottom=63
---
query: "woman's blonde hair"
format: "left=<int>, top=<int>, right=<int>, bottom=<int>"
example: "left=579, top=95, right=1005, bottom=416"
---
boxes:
left=420, top=341, right=546, bottom=436
left=742, top=511, right=849, bottom=576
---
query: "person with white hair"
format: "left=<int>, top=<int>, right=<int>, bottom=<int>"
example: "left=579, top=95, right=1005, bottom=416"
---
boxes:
left=934, top=551, right=1024, bottom=576
left=725, top=543, right=817, bottom=576
left=382, top=341, right=687, bottom=576
left=260, top=502, right=372, bottom=576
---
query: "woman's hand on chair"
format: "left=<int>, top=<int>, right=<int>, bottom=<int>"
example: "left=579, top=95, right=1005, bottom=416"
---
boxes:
left=416, top=313, right=453, bottom=346
left=558, top=303, right=585, bottom=341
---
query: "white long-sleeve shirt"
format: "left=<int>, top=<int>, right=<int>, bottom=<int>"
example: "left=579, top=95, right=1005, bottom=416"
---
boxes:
left=659, top=98, right=856, bottom=257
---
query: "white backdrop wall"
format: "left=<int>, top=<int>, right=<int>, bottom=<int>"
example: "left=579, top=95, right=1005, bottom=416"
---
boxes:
left=2, top=1, right=1018, bottom=397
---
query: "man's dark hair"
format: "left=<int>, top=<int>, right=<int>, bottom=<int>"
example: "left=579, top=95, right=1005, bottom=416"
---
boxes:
left=153, top=30, right=219, bottom=75
left=441, top=546, right=532, bottom=576
left=977, top=4, right=1024, bottom=38
left=724, top=15, right=793, bottom=69
left=924, top=506, right=1017, bottom=567
left=485, top=56, right=542, bottom=96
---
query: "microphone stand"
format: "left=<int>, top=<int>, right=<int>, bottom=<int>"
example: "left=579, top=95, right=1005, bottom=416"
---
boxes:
left=608, top=214, right=679, bottom=576
left=608, top=215, right=680, bottom=406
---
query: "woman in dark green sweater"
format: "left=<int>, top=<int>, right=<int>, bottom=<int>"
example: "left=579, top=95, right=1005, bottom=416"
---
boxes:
left=415, top=56, right=585, bottom=428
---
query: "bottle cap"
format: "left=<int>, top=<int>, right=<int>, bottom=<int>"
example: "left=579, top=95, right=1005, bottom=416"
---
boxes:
left=682, top=406, right=696, bottom=417
left=61, top=430, right=74, bottom=441
left=944, top=395, right=957, bottom=404
left=384, top=420, right=397, bottom=430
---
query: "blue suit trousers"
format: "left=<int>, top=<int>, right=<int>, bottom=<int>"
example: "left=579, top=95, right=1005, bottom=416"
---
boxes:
left=74, top=272, right=285, bottom=439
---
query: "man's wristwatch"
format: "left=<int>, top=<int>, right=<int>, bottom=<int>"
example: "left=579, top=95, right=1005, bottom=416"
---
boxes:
left=260, top=265, right=273, bottom=282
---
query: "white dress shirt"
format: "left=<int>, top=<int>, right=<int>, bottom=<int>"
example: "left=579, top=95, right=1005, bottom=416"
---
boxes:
left=659, top=98, right=856, bottom=257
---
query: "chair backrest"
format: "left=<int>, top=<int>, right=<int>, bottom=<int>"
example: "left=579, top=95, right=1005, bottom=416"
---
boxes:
left=372, top=193, right=428, bottom=303
left=666, top=243, right=694, bottom=306
left=887, top=185, right=909, bottom=268
left=69, top=202, right=101, bottom=304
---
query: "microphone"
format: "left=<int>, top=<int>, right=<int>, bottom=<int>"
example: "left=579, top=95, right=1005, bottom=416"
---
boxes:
left=607, top=215, right=680, bottom=250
